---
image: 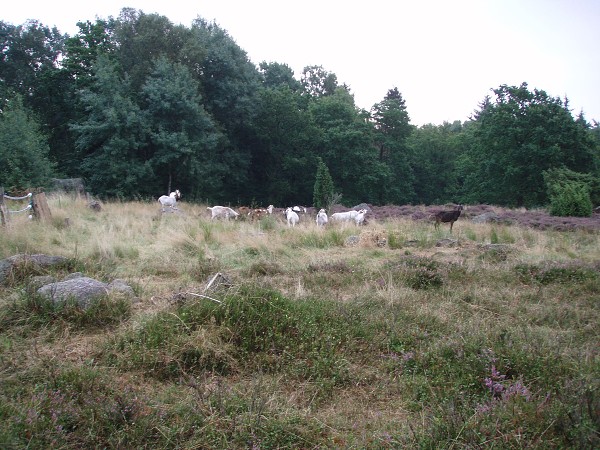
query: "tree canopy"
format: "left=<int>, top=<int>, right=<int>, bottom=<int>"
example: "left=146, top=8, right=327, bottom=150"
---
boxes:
left=1, top=12, right=598, bottom=210
left=459, top=83, right=598, bottom=207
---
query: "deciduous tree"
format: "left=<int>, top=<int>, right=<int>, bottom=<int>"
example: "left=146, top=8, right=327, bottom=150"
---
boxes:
left=462, top=83, right=598, bottom=207
left=0, top=95, right=56, bottom=191
left=71, top=56, right=151, bottom=197
left=371, top=88, right=415, bottom=204
left=142, top=56, right=222, bottom=197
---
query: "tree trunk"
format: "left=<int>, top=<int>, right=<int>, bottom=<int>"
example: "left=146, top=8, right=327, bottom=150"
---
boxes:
left=32, top=192, right=52, bottom=221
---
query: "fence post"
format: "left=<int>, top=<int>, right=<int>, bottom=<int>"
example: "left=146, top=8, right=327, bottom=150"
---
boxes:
left=0, top=187, right=8, bottom=226
left=31, top=192, right=52, bottom=221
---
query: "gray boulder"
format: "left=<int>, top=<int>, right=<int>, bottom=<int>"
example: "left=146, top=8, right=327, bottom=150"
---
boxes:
left=471, top=212, right=514, bottom=225
left=0, top=254, right=69, bottom=285
left=471, top=212, right=501, bottom=224
left=38, top=277, right=109, bottom=309
left=37, top=276, right=136, bottom=309
left=63, top=272, right=84, bottom=280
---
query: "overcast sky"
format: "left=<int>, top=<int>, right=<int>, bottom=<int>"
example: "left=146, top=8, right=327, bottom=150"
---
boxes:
left=4, top=0, right=600, bottom=125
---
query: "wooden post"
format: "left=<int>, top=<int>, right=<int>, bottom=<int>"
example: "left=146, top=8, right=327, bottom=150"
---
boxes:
left=0, top=187, right=8, bottom=226
left=31, top=192, right=52, bottom=221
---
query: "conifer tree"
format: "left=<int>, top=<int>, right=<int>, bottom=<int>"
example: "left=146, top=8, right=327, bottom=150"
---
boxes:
left=313, top=158, right=334, bottom=210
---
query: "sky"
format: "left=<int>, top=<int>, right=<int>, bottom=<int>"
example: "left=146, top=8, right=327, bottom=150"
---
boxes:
left=4, top=0, right=600, bottom=126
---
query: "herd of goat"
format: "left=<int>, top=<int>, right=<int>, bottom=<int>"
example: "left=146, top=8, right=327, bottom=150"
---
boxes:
left=158, top=190, right=464, bottom=231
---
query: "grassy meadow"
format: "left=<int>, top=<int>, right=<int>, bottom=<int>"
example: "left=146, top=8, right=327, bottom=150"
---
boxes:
left=0, top=195, right=598, bottom=449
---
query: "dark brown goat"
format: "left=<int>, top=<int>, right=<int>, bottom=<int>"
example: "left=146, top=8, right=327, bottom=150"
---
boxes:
left=434, top=205, right=463, bottom=232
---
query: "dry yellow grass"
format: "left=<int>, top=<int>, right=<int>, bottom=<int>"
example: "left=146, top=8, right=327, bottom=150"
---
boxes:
left=1, top=194, right=598, bottom=447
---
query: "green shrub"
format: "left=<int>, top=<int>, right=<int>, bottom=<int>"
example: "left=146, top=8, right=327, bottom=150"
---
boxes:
left=514, top=262, right=598, bottom=285
left=549, top=181, right=593, bottom=217
left=387, top=231, right=403, bottom=249
left=387, top=256, right=445, bottom=290
left=406, top=266, right=444, bottom=290
left=104, top=285, right=358, bottom=391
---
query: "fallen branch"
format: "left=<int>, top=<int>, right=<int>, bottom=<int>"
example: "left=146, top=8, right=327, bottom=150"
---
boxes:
left=203, top=272, right=232, bottom=293
left=184, top=292, right=223, bottom=304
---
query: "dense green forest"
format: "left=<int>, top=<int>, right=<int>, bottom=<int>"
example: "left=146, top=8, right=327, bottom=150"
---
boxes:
left=1, top=8, right=599, bottom=209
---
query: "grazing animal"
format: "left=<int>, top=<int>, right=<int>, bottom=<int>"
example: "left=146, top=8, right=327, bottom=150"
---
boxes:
left=316, top=208, right=328, bottom=227
left=330, top=209, right=359, bottom=223
left=249, top=208, right=268, bottom=221
left=237, top=206, right=252, bottom=220
left=266, top=205, right=274, bottom=214
left=354, top=209, right=367, bottom=225
left=158, top=190, right=181, bottom=211
left=207, top=205, right=239, bottom=220
left=285, top=207, right=299, bottom=227
left=434, top=204, right=464, bottom=232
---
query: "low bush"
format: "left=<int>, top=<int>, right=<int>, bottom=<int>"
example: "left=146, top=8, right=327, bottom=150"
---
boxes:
left=549, top=181, right=593, bottom=217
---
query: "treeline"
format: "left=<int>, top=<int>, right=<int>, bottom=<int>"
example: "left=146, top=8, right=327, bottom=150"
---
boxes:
left=1, top=8, right=599, bottom=210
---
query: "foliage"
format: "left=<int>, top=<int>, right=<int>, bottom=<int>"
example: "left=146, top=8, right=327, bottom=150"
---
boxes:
left=71, top=56, right=152, bottom=198
left=312, top=157, right=334, bottom=210
left=0, top=95, right=56, bottom=191
left=371, top=88, right=416, bottom=204
left=408, top=121, right=467, bottom=204
left=548, top=180, right=593, bottom=217
left=104, top=284, right=358, bottom=391
left=3, top=12, right=600, bottom=208
left=300, top=65, right=338, bottom=98
left=249, top=85, right=316, bottom=205
left=309, top=88, right=385, bottom=205
left=460, top=83, right=599, bottom=207
left=258, top=61, right=302, bottom=91
left=514, top=262, right=599, bottom=285
left=544, top=166, right=600, bottom=206
left=142, top=56, right=222, bottom=195
left=0, top=20, right=64, bottom=106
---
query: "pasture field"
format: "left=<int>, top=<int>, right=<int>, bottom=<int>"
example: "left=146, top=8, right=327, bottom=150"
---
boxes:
left=0, top=195, right=598, bottom=449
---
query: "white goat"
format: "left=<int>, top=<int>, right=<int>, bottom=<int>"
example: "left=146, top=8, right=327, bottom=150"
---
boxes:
left=158, top=190, right=181, bottom=211
left=285, top=207, right=299, bottom=227
left=330, top=209, right=359, bottom=223
left=316, top=208, right=328, bottom=227
left=207, top=205, right=239, bottom=220
left=266, top=205, right=274, bottom=214
left=354, top=209, right=367, bottom=225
